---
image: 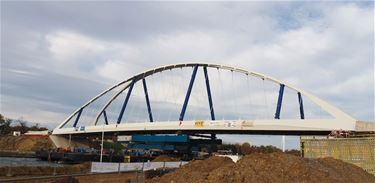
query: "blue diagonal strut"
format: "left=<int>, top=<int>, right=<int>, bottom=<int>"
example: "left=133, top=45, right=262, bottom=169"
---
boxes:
left=274, top=84, right=285, bottom=119
left=117, top=79, right=136, bottom=124
left=73, top=108, right=83, bottom=127
left=203, top=66, right=215, bottom=120
left=142, top=78, right=154, bottom=122
left=179, top=65, right=199, bottom=121
left=297, top=92, right=305, bottom=119
left=103, top=110, right=109, bottom=125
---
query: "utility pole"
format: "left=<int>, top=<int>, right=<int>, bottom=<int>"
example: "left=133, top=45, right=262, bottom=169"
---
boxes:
left=100, top=125, right=104, bottom=163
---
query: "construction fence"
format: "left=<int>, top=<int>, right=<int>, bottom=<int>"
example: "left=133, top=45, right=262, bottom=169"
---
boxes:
left=301, top=137, right=375, bottom=175
left=91, top=161, right=188, bottom=173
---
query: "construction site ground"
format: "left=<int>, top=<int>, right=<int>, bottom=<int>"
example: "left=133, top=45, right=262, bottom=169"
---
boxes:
left=1, top=136, right=375, bottom=183
left=0, top=171, right=140, bottom=183
left=1, top=152, right=375, bottom=183
left=147, top=152, right=375, bottom=183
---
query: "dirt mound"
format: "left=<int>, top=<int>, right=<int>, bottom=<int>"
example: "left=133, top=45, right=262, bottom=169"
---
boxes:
left=152, top=155, right=180, bottom=162
left=146, top=156, right=234, bottom=183
left=0, top=162, right=90, bottom=177
left=147, top=153, right=375, bottom=183
left=0, top=136, right=54, bottom=152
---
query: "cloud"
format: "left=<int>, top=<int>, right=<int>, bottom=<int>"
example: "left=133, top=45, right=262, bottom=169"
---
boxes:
left=46, top=31, right=107, bottom=62
left=1, top=2, right=373, bottom=147
left=7, top=69, right=39, bottom=77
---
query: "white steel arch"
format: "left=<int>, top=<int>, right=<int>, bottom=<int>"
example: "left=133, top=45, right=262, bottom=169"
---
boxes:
left=55, top=63, right=357, bottom=132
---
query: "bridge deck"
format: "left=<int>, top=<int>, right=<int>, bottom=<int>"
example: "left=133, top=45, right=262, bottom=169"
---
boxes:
left=52, top=119, right=365, bottom=136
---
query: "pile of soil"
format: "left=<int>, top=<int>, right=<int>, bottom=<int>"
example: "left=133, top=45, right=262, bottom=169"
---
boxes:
left=147, top=152, right=375, bottom=183
left=0, top=163, right=90, bottom=177
left=146, top=156, right=234, bottom=183
left=0, top=136, right=54, bottom=152
left=152, top=155, right=180, bottom=162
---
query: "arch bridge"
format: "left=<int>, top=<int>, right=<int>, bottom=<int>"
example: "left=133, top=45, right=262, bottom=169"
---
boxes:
left=51, top=63, right=372, bottom=138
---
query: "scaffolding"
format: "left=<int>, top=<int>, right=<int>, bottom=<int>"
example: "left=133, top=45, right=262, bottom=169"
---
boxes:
left=301, top=137, right=375, bottom=175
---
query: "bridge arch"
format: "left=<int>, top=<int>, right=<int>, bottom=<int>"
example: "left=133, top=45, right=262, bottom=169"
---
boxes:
left=55, top=63, right=356, bottom=131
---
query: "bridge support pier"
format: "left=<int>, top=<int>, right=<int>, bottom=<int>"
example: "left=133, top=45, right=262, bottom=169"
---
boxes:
left=49, top=135, right=90, bottom=149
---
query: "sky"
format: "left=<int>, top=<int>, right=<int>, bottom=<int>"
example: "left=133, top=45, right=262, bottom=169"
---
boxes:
left=1, top=1, right=374, bottom=149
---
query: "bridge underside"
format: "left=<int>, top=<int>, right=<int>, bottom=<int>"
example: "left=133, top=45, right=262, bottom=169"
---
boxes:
left=52, top=119, right=366, bottom=137
left=54, top=129, right=332, bottom=137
